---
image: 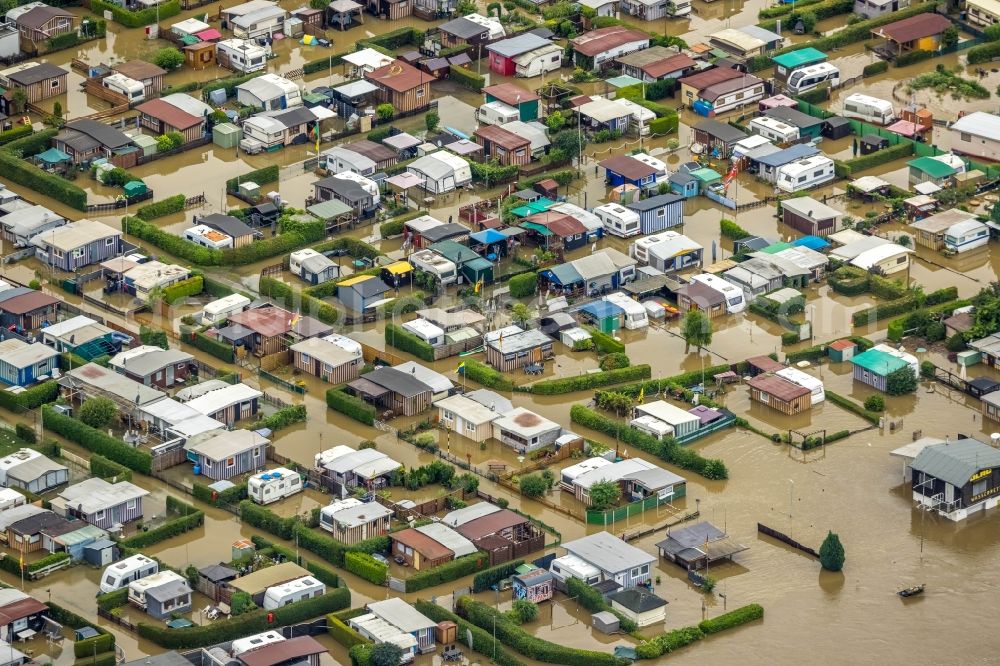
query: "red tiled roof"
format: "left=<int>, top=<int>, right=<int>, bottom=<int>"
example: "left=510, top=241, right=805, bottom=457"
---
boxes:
left=678, top=66, right=743, bottom=91
left=238, top=636, right=327, bottom=666
left=643, top=53, right=696, bottom=79
left=227, top=305, right=295, bottom=338
left=483, top=83, right=539, bottom=105
left=365, top=59, right=428, bottom=94
left=828, top=339, right=857, bottom=351
left=746, top=355, right=785, bottom=373
left=747, top=374, right=810, bottom=402
left=136, top=98, right=201, bottom=130
left=475, top=124, right=530, bottom=150
left=572, top=26, right=649, bottom=57
left=873, top=13, right=951, bottom=43
left=391, top=528, right=453, bottom=560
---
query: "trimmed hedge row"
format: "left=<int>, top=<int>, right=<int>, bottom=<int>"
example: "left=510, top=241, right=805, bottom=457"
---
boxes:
left=826, top=390, right=881, bottom=425
left=193, top=480, right=247, bottom=507
left=126, top=216, right=222, bottom=265
left=526, top=364, right=651, bottom=395
left=344, top=551, right=388, bottom=585
left=895, top=48, right=934, bottom=67
left=293, top=524, right=390, bottom=568
left=0, top=379, right=58, bottom=414
left=119, top=497, right=203, bottom=549
left=327, top=612, right=369, bottom=648
left=0, top=151, right=87, bottom=210
left=462, top=359, right=515, bottom=391
left=259, top=276, right=339, bottom=326
left=138, top=587, right=350, bottom=648
left=136, top=195, right=185, bottom=221
left=637, top=604, right=763, bottom=659
left=226, top=165, right=279, bottom=193
left=42, top=406, right=152, bottom=474
left=835, top=141, right=914, bottom=177
left=571, top=405, right=728, bottom=480
left=91, top=0, right=179, bottom=26
left=472, top=559, right=524, bottom=593
left=47, top=602, right=115, bottom=659
left=721, top=218, right=751, bottom=240
left=189, top=330, right=234, bottom=363
left=828, top=265, right=870, bottom=296
left=327, top=387, right=376, bottom=426
left=414, top=600, right=526, bottom=666
left=508, top=272, right=538, bottom=298
left=256, top=404, right=307, bottom=432
left=457, top=597, right=627, bottom=666
left=969, top=39, right=1000, bottom=64
left=566, top=577, right=637, bottom=633
left=863, top=60, right=889, bottom=77
left=699, top=603, right=764, bottom=634
left=406, top=552, right=488, bottom=592
left=163, top=275, right=204, bottom=304
left=96, top=588, right=128, bottom=612
left=853, top=287, right=959, bottom=326
left=450, top=65, right=486, bottom=91
left=886, top=298, right=968, bottom=342
left=385, top=322, right=435, bottom=361
left=0, top=124, right=32, bottom=146
left=0, top=550, right=69, bottom=577
left=585, top=327, right=626, bottom=354
left=90, top=454, right=133, bottom=482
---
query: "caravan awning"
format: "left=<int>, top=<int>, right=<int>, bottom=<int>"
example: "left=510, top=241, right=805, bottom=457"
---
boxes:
left=521, top=221, right=553, bottom=236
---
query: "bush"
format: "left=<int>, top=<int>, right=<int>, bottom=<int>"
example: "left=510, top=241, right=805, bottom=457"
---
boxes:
left=91, top=0, right=180, bottom=26
left=0, top=151, right=87, bottom=210
left=519, top=474, right=547, bottom=497
left=586, top=327, right=625, bottom=354
left=698, top=603, right=764, bottom=635
left=190, top=331, right=234, bottom=363
left=379, top=218, right=405, bottom=238
left=239, top=500, right=297, bottom=540
left=90, top=454, right=133, bottom=482
left=836, top=141, right=913, bottom=177
left=138, top=587, right=350, bottom=649
left=385, top=323, right=434, bottom=361
left=895, top=49, right=934, bottom=67
left=819, top=532, right=845, bottom=571
left=781, top=331, right=800, bottom=346
left=472, top=560, right=524, bottom=593
left=863, top=395, right=885, bottom=412
left=828, top=265, right=870, bottom=295
left=869, top=275, right=906, bottom=300
left=946, top=332, right=968, bottom=352
left=451, top=65, right=485, bottom=91
left=14, top=423, right=35, bottom=444
left=508, top=272, right=538, bottom=298
left=720, top=218, right=751, bottom=240
left=193, top=480, right=247, bottom=507
left=153, top=47, right=184, bottom=70
left=886, top=366, right=917, bottom=395
left=328, top=612, right=369, bottom=648
left=527, top=365, right=651, bottom=395
left=327, top=388, right=376, bottom=426
left=42, top=406, right=152, bottom=474
left=163, top=276, right=204, bottom=304
left=968, top=40, right=1000, bottom=64
left=406, top=552, right=488, bottom=592
left=462, top=359, right=515, bottom=391
left=344, top=550, right=388, bottom=586
left=96, top=588, right=128, bottom=612
left=599, top=352, right=630, bottom=371
left=862, top=60, right=889, bottom=77
left=649, top=115, right=678, bottom=135
left=140, top=325, right=169, bottom=350
left=255, top=404, right=307, bottom=432
left=0, top=124, right=32, bottom=147
left=510, top=599, right=539, bottom=624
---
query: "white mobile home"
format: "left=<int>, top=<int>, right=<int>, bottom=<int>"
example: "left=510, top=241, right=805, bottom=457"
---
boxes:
left=231, top=4, right=287, bottom=39
left=690, top=274, right=746, bottom=313
left=407, top=151, right=472, bottom=194
left=232, top=631, right=285, bottom=656
left=401, top=318, right=445, bottom=346
left=594, top=203, right=641, bottom=238
left=842, top=93, right=894, bottom=125
left=184, top=225, right=231, bottom=249
left=747, top=116, right=800, bottom=145
left=477, top=101, right=520, bottom=126
left=102, top=73, right=144, bottom=102
left=262, top=576, right=325, bottom=610
left=776, top=156, right=835, bottom=193
left=248, top=468, right=303, bottom=505
left=775, top=367, right=825, bottom=405
left=634, top=401, right=699, bottom=439
left=549, top=553, right=602, bottom=587
left=408, top=250, right=458, bottom=285
left=290, top=248, right=322, bottom=278
left=944, top=219, right=989, bottom=253
left=202, top=294, right=250, bottom=325
left=631, top=414, right=674, bottom=440
left=514, top=43, right=564, bottom=78
left=216, top=39, right=268, bottom=73
left=785, top=63, right=840, bottom=95
left=950, top=112, right=1000, bottom=162
left=100, top=554, right=158, bottom=593
left=604, top=292, right=648, bottom=329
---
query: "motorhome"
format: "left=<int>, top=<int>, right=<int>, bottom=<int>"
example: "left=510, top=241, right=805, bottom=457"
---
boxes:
left=128, top=571, right=187, bottom=610
left=262, top=575, right=326, bottom=610
left=944, top=219, right=989, bottom=253
left=776, top=155, right=836, bottom=193
left=100, top=554, right=159, bottom=593
left=319, top=497, right=363, bottom=533
left=690, top=273, right=746, bottom=313
left=631, top=414, right=673, bottom=440
left=184, top=224, right=232, bottom=250
left=202, top=293, right=251, bottom=325
left=290, top=248, right=322, bottom=278
left=477, top=101, right=520, bottom=126
left=217, top=39, right=268, bottom=74
left=232, top=631, right=285, bottom=656
left=605, top=292, right=648, bottom=329
left=842, top=93, right=894, bottom=125
left=102, top=73, right=145, bottom=102
left=549, top=554, right=602, bottom=589
left=401, top=318, right=445, bottom=346
left=408, top=249, right=458, bottom=285
left=747, top=116, right=799, bottom=144
left=775, top=367, right=825, bottom=405
left=594, top=203, right=641, bottom=238
left=786, top=62, right=840, bottom=95
left=248, top=468, right=303, bottom=505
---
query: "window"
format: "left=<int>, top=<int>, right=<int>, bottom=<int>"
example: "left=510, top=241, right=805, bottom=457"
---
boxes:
left=896, top=256, right=906, bottom=264
left=51, top=80, right=60, bottom=88
left=962, top=132, right=973, bottom=142
left=640, top=564, right=649, bottom=575
left=973, top=478, right=988, bottom=495
left=442, top=410, right=454, bottom=422
left=126, top=499, right=137, bottom=510
left=466, top=422, right=476, bottom=433
left=72, top=248, right=85, bottom=259
left=226, top=457, right=236, bottom=467
left=551, top=54, right=560, bottom=63
left=631, top=567, right=640, bottom=577
left=95, top=509, right=105, bottom=521
left=300, top=353, right=311, bottom=364
left=416, top=86, right=425, bottom=98
left=105, top=237, right=115, bottom=246
left=657, top=209, right=665, bottom=218
left=253, top=447, right=261, bottom=458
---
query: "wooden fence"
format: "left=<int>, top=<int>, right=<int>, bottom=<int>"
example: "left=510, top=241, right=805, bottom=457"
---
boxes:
left=432, top=335, right=483, bottom=360
left=360, top=342, right=404, bottom=367
left=757, top=522, right=819, bottom=558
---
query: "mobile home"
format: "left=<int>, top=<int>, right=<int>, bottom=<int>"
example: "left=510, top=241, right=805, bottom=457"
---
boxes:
left=604, top=292, right=648, bottom=330
left=128, top=571, right=191, bottom=618
left=776, top=156, right=835, bottom=193
left=216, top=39, right=268, bottom=73
left=775, top=366, right=825, bottom=405
left=594, top=203, right=641, bottom=238
left=690, top=274, right=746, bottom=313
left=100, top=554, right=158, bottom=593
left=289, top=248, right=322, bottom=278
left=401, top=318, right=445, bottom=346
left=408, top=250, right=458, bottom=285
left=842, top=93, right=894, bottom=125
left=248, top=468, right=303, bottom=505
left=102, top=73, right=145, bottom=102
left=747, top=116, right=799, bottom=144
left=785, top=62, right=839, bottom=96
left=944, top=219, right=989, bottom=253
left=262, top=576, right=325, bottom=610
left=477, top=101, right=520, bottom=126
left=201, top=293, right=251, bottom=325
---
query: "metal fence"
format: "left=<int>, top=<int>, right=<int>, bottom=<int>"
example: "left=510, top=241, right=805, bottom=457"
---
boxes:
left=585, top=489, right=686, bottom=525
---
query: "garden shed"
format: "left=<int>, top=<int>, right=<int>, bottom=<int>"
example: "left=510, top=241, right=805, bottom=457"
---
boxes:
left=592, top=611, right=619, bottom=634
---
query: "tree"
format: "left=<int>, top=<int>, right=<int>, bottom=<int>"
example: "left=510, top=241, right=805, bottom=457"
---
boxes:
left=425, top=110, right=439, bottom=132
left=230, top=591, right=255, bottom=615
left=359, top=440, right=377, bottom=450
left=540, top=469, right=555, bottom=489
left=552, top=129, right=584, bottom=156
left=819, top=531, right=845, bottom=572
left=942, top=25, right=959, bottom=49
left=682, top=310, right=712, bottom=352
left=80, top=397, right=118, bottom=429
left=456, top=0, right=477, bottom=13
left=370, top=642, right=404, bottom=666
left=511, top=302, right=531, bottom=326
left=510, top=599, right=539, bottom=624
left=588, top=480, right=621, bottom=511
left=52, top=101, right=62, bottom=119
left=546, top=110, right=566, bottom=132
left=519, top=474, right=547, bottom=497
left=153, top=47, right=184, bottom=71
left=376, top=103, right=395, bottom=121
left=155, top=135, right=174, bottom=152
left=10, top=88, right=25, bottom=113
left=885, top=366, right=917, bottom=395
left=863, top=395, right=885, bottom=412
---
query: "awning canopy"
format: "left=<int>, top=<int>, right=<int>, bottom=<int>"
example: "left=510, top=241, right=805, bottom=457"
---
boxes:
left=511, top=198, right=556, bottom=218
left=470, top=229, right=507, bottom=244
left=386, top=172, right=425, bottom=189
left=36, top=147, right=71, bottom=164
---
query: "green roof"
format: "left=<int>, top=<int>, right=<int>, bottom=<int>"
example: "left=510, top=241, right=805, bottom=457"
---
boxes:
left=690, top=168, right=721, bottom=182
left=760, top=241, right=792, bottom=254
left=607, top=75, right=643, bottom=88
left=511, top=198, right=556, bottom=218
left=772, top=48, right=827, bottom=69
left=521, top=221, right=553, bottom=236
left=907, top=157, right=957, bottom=179
left=308, top=199, right=353, bottom=219
left=850, top=348, right=907, bottom=375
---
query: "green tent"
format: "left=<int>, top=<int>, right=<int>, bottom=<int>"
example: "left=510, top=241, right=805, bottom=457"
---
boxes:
left=36, top=147, right=71, bottom=165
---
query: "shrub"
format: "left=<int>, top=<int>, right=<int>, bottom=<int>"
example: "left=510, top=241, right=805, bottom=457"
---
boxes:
left=345, top=551, right=388, bottom=585
left=450, top=64, right=486, bottom=91
left=869, top=275, right=906, bottom=300
left=886, top=366, right=917, bottom=395
left=239, top=500, right=297, bottom=540
left=256, top=404, right=307, bottom=432
left=140, top=325, right=169, bottom=350
left=91, top=0, right=180, bottom=26
left=970, top=39, right=1000, bottom=64
left=819, top=532, right=845, bottom=571
left=698, top=603, right=764, bottom=635
left=379, top=218, right=405, bottom=238
left=649, top=115, right=678, bottom=135
left=781, top=331, right=800, bottom=346
left=226, top=165, right=279, bottom=193
left=527, top=365, right=650, bottom=395
left=599, top=352, right=630, bottom=371
left=406, top=552, right=489, bottom=592
left=90, top=454, right=133, bottom=482
left=720, top=218, right=751, bottom=240
left=835, top=141, right=913, bottom=177
left=946, top=332, right=967, bottom=352
left=328, top=612, right=369, bottom=648
left=96, top=588, right=128, bottom=612
left=519, top=474, right=547, bottom=497
left=825, top=390, right=881, bottom=425
left=862, top=60, right=889, bottom=77
left=385, top=323, right=434, bottom=361
left=125, top=216, right=223, bottom=265
left=586, top=327, right=625, bottom=354
left=163, top=275, right=204, bottom=304
left=43, top=406, right=152, bottom=474
left=190, top=331, right=234, bottom=363
left=828, top=265, right=870, bottom=295
left=327, top=388, right=376, bottom=426
left=153, top=47, right=184, bottom=70
left=920, top=360, right=936, bottom=379
left=462, top=359, right=515, bottom=391
left=510, top=599, right=539, bottom=624
left=0, top=124, right=32, bottom=146
left=863, top=395, right=885, bottom=412
left=472, top=560, right=524, bottom=593
left=193, top=480, right=247, bottom=507
left=895, top=49, right=934, bottom=67
left=508, top=272, right=538, bottom=298
left=119, top=498, right=203, bottom=549
left=14, top=423, right=35, bottom=444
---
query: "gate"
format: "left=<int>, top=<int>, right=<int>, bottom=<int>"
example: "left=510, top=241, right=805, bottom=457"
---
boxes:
left=705, top=189, right=737, bottom=209
left=388, top=577, right=406, bottom=592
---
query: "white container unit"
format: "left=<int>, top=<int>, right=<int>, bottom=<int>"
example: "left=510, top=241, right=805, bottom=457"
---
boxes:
left=408, top=250, right=458, bottom=285
left=689, top=273, right=746, bottom=313
left=262, top=575, right=326, bottom=610
left=290, top=248, right=322, bottom=277
left=232, top=631, right=285, bottom=656
left=842, top=93, right=894, bottom=125
left=202, top=293, right=251, bottom=325
left=630, top=232, right=678, bottom=264
left=401, top=318, right=445, bottom=346
left=248, top=467, right=303, bottom=505
left=594, top=203, right=641, bottom=238
left=549, top=554, right=602, bottom=587
left=128, top=571, right=187, bottom=609
left=604, top=292, right=648, bottom=329
left=100, top=554, right=159, bottom=593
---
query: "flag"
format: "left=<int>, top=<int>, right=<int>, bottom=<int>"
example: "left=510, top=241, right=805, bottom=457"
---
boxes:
left=474, top=279, right=482, bottom=294
left=456, top=361, right=466, bottom=375
left=289, top=313, right=301, bottom=328
left=638, top=387, right=644, bottom=404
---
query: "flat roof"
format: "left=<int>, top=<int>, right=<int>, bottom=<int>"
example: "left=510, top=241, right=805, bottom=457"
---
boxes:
left=563, top=531, right=655, bottom=572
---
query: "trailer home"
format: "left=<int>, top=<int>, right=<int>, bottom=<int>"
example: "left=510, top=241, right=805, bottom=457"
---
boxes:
left=408, top=250, right=458, bottom=285
left=102, top=73, right=145, bottom=103
left=216, top=39, right=268, bottom=73
left=747, top=116, right=799, bottom=144
left=776, top=155, right=835, bottom=193
left=262, top=575, right=325, bottom=610
left=604, top=292, right=648, bottom=330
left=248, top=468, right=303, bottom=505
left=775, top=366, right=825, bottom=405
left=944, top=219, right=989, bottom=253
left=785, top=62, right=839, bottom=95
left=100, top=554, right=158, bottom=593
left=594, top=203, right=641, bottom=238
left=842, top=93, right=894, bottom=125
left=689, top=274, right=746, bottom=313
left=201, top=293, right=251, bottom=325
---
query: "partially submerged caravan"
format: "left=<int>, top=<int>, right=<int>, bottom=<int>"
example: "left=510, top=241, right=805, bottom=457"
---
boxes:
left=262, top=575, right=326, bottom=610
left=604, top=292, right=648, bottom=329
left=248, top=468, right=303, bottom=505
left=842, top=93, right=894, bottom=125
left=594, top=203, right=641, bottom=238
left=202, top=293, right=251, bottom=325
left=690, top=273, right=746, bottom=313
left=775, top=367, right=825, bottom=405
left=101, top=554, right=159, bottom=593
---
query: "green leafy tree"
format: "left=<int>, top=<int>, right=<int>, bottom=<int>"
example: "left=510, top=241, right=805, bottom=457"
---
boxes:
left=519, top=474, right=547, bottom=497
left=153, top=47, right=185, bottom=70
left=588, top=480, right=621, bottom=511
left=546, top=110, right=566, bottom=132
left=80, top=397, right=118, bottom=429
left=52, top=101, right=62, bottom=119
left=425, top=110, right=439, bottom=132
left=370, top=642, right=404, bottom=666
left=456, top=0, right=477, bottom=13
left=376, top=103, right=395, bottom=121
left=511, top=302, right=531, bottom=326
left=819, top=531, right=845, bottom=572
left=552, top=129, right=584, bottom=156
left=942, top=25, right=959, bottom=49
left=682, top=310, right=713, bottom=353
left=155, top=135, right=174, bottom=152
left=540, top=469, right=555, bottom=489
left=885, top=366, right=917, bottom=396
left=510, top=599, right=539, bottom=624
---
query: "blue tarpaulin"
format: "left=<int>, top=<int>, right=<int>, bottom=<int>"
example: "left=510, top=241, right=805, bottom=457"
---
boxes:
left=470, top=229, right=507, bottom=245
left=791, top=235, right=830, bottom=251
left=580, top=300, right=625, bottom=319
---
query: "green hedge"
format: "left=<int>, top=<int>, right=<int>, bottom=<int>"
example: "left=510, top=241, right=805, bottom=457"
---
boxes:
left=0, top=549, right=69, bottom=577
left=828, top=265, right=870, bottom=295
left=256, top=404, right=307, bottom=432
left=886, top=298, right=969, bottom=342
left=327, top=387, right=376, bottom=426
left=405, top=552, right=488, bottom=592
left=136, top=195, right=186, bottom=221
left=835, top=141, right=914, bottom=177
left=526, top=365, right=651, bottom=395
left=759, top=0, right=823, bottom=17
left=566, top=577, right=637, bottom=633
left=2, top=379, right=59, bottom=413
left=126, top=216, right=222, bottom=265
left=570, top=405, right=728, bottom=480
left=649, top=115, right=679, bottom=135
left=249, top=534, right=341, bottom=587
left=458, top=597, right=627, bottom=666
left=96, top=588, right=128, bottom=612
left=47, top=602, right=115, bottom=661
left=91, top=0, right=179, bottom=26
left=240, top=500, right=297, bottom=539
left=585, top=327, right=626, bottom=354
left=721, top=218, right=751, bottom=240
left=90, top=454, right=133, bottom=482
left=138, top=587, right=350, bottom=648
left=227, top=165, right=279, bottom=193
left=863, top=60, right=889, bottom=77
left=140, top=325, right=168, bottom=350
left=293, top=524, right=390, bottom=568
left=0, top=124, right=32, bottom=147
left=14, top=423, right=35, bottom=444
left=414, top=600, right=525, bottom=666
left=258, top=276, right=339, bottom=326
left=193, top=480, right=247, bottom=507
left=328, top=612, right=370, bottom=648
left=189, top=331, right=234, bottom=363
left=826, top=390, right=881, bottom=424
left=344, top=551, right=388, bottom=585
left=0, top=152, right=87, bottom=210
left=223, top=218, right=326, bottom=265
left=853, top=287, right=960, bottom=326
left=163, top=276, right=204, bottom=304
left=119, top=497, right=203, bottom=549
left=42, top=406, right=152, bottom=474
left=895, top=49, right=934, bottom=67
left=385, top=322, right=435, bottom=361
left=472, top=560, right=524, bottom=593
left=73, top=628, right=114, bottom=659
left=508, top=272, right=538, bottom=298
left=699, top=603, right=764, bottom=634
left=462, top=359, right=515, bottom=391
left=870, top=274, right=907, bottom=300
left=450, top=65, right=485, bottom=91
left=773, top=2, right=939, bottom=55
left=379, top=218, right=406, bottom=238
left=969, top=39, right=1000, bottom=64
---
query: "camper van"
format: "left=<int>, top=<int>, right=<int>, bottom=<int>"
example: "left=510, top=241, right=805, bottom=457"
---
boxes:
left=217, top=39, right=268, bottom=74
left=102, top=73, right=145, bottom=102
left=477, top=101, right=520, bottom=126
left=128, top=571, right=187, bottom=610
left=775, top=367, right=825, bottom=405
left=944, top=219, right=989, bottom=253
left=842, top=93, right=895, bottom=125
left=747, top=116, right=800, bottom=144
left=319, top=498, right=363, bottom=533
left=202, top=293, right=251, bottom=325
left=549, top=554, right=602, bottom=590
left=262, top=576, right=326, bottom=610
left=401, top=318, right=445, bottom=346
left=248, top=468, right=303, bottom=505
left=232, top=631, right=285, bottom=656
left=594, top=203, right=641, bottom=238
left=290, top=248, right=322, bottom=278
left=690, top=273, right=746, bottom=313
left=630, top=232, right=678, bottom=264
left=776, top=155, right=835, bottom=193
left=786, top=63, right=840, bottom=95
left=605, top=292, right=648, bottom=329
left=101, top=554, right=159, bottom=593
left=408, top=249, right=458, bottom=285
left=631, top=414, right=673, bottom=440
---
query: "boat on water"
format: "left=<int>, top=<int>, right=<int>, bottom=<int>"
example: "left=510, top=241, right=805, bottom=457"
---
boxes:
left=898, top=584, right=925, bottom=598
